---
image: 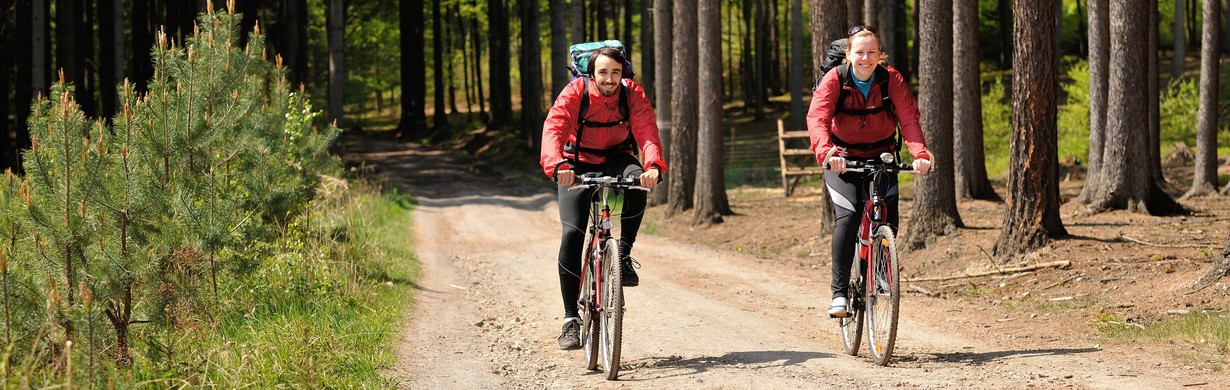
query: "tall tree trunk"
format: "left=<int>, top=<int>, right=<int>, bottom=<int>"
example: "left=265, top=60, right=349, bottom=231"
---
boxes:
left=1077, top=0, right=1109, bottom=204
left=520, top=0, right=544, bottom=150
left=55, top=0, right=84, bottom=111
left=1185, top=0, right=1221, bottom=198
left=993, top=0, right=1066, bottom=259
left=847, top=0, right=862, bottom=27
left=14, top=0, right=37, bottom=171
left=768, top=0, right=782, bottom=96
left=132, top=0, right=152, bottom=92
left=652, top=0, right=672, bottom=206
left=863, top=0, right=875, bottom=26
left=1091, top=1, right=1183, bottom=215
left=891, top=0, right=910, bottom=82
left=1223, top=0, right=1230, bottom=54
left=1150, top=2, right=1166, bottom=189
left=459, top=6, right=474, bottom=115
left=741, top=0, right=755, bottom=111
left=997, top=0, right=1012, bottom=68
left=99, top=0, right=122, bottom=119
left=446, top=4, right=459, bottom=114
left=286, top=0, right=309, bottom=86
left=1076, top=0, right=1087, bottom=56
left=624, top=0, right=634, bottom=57
left=903, top=0, right=962, bottom=251
left=876, top=0, right=893, bottom=65
left=401, top=0, right=425, bottom=138
left=695, top=0, right=731, bottom=225
left=487, top=0, right=512, bottom=129
left=810, top=0, right=845, bottom=235
left=596, top=1, right=607, bottom=39
left=472, top=16, right=486, bottom=119
left=434, top=0, right=448, bottom=128
left=640, top=0, right=654, bottom=94
left=550, top=0, right=569, bottom=97
left=571, top=0, right=584, bottom=42
left=753, top=0, right=766, bottom=120
left=328, top=0, right=346, bottom=127
left=953, top=0, right=999, bottom=202
left=789, top=0, right=805, bottom=131
left=668, top=0, right=697, bottom=216
left=1174, top=0, right=1187, bottom=78
left=1, top=19, right=8, bottom=171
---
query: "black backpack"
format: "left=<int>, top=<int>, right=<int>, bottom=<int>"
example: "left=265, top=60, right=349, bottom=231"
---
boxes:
left=813, top=37, right=902, bottom=154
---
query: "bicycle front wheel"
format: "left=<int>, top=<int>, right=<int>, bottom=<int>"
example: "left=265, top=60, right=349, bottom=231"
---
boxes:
left=839, top=253, right=864, bottom=356
left=599, top=237, right=624, bottom=380
left=865, top=225, right=900, bottom=366
left=581, top=234, right=600, bottom=370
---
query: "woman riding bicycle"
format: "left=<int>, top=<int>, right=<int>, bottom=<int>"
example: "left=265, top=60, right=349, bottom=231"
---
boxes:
left=805, top=26, right=932, bottom=317
left=539, top=47, right=667, bottom=350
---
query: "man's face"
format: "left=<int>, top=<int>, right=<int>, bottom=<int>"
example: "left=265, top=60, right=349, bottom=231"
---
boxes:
left=592, top=54, right=623, bottom=97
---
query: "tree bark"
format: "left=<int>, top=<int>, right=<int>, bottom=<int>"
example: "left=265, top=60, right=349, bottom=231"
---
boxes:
left=694, top=0, right=731, bottom=225
left=652, top=0, right=672, bottom=206
left=809, top=0, right=845, bottom=235
left=1077, top=0, right=1109, bottom=204
left=434, top=0, right=448, bottom=128
left=1174, top=0, right=1187, bottom=78
left=846, top=0, right=862, bottom=28
left=550, top=0, right=569, bottom=98
left=997, top=0, right=1012, bottom=68
left=668, top=0, right=697, bottom=216
left=1150, top=3, right=1167, bottom=189
left=953, top=0, right=999, bottom=202
left=891, top=0, right=910, bottom=82
left=328, top=0, right=346, bottom=127
left=487, top=0, right=513, bottom=130
left=741, top=0, right=755, bottom=112
left=472, top=16, right=486, bottom=119
left=55, top=0, right=85, bottom=112
left=993, top=0, right=1067, bottom=259
left=902, top=0, right=962, bottom=251
left=640, top=0, right=654, bottom=95
left=1185, top=0, right=1221, bottom=198
left=789, top=0, right=805, bottom=131
left=1091, top=1, right=1184, bottom=215
left=863, top=0, right=875, bottom=26
left=401, top=0, right=425, bottom=138
left=99, top=0, right=123, bottom=119
left=519, top=0, right=544, bottom=150
left=571, top=0, right=584, bottom=42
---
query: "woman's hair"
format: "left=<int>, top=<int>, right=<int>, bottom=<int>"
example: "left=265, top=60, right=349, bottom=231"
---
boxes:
left=589, top=47, right=628, bottom=77
left=845, top=26, right=890, bottom=66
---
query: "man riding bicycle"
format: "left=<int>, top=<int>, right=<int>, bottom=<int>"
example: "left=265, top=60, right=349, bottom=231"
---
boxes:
left=806, top=26, right=932, bottom=317
left=539, top=47, right=667, bottom=350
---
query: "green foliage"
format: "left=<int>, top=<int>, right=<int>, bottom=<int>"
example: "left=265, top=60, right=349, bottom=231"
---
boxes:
left=1058, top=60, right=1091, bottom=163
left=981, top=75, right=1011, bottom=177
left=1100, top=309, right=1230, bottom=370
left=1160, top=77, right=1200, bottom=149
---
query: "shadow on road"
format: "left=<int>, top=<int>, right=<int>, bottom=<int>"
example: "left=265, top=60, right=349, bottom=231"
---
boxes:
left=615, top=350, right=835, bottom=381
left=902, top=347, right=1100, bottom=366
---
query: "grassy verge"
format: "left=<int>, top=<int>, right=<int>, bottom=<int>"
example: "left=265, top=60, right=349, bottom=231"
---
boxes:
left=1096, top=309, right=1230, bottom=371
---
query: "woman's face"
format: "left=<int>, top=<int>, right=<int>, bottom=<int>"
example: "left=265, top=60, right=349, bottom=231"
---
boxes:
left=845, top=35, right=881, bottom=79
left=591, top=55, right=624, bottom=97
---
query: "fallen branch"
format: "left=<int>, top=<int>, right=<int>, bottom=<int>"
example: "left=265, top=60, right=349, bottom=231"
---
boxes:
left=1120, top=235, right=1223, bottom=249
left=902, top=260, right=1071, bottom=282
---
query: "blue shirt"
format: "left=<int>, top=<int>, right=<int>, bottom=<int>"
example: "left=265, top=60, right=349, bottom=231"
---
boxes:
left=852, top=69, right=874, bottom=99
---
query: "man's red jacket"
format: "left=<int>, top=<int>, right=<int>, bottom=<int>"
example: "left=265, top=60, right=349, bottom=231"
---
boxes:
left=539, top=78, right=667, bottom=178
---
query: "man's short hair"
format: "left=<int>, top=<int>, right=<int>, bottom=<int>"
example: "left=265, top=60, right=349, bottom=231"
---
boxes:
left=589, top=47, right=627, bottom=77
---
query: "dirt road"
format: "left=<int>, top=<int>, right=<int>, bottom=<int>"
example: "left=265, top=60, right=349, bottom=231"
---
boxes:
left=349, top=138, right=1219, bottom=389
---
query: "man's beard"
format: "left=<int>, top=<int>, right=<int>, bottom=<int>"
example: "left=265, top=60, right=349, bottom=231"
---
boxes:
left=599, top=82, right=618, bottom=96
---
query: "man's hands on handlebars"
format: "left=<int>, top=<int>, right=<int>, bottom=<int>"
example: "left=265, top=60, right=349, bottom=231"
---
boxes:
left=555, top=167, right=661, bottom=189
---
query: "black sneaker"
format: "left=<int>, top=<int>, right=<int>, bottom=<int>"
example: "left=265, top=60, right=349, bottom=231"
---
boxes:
left=621, top=257, right=640, bottom=287
left=557, top=320, right=580, bottom=350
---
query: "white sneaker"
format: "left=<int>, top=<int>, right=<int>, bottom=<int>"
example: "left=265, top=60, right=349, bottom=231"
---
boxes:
left=827, top=297, right=848, bottom=316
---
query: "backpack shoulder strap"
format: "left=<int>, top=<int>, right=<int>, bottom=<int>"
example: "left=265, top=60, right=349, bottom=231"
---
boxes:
left=835, top=64, right=851, bottom=114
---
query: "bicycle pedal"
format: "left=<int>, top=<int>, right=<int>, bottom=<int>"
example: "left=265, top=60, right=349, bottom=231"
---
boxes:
left=829, top=312, right=850, bottom=319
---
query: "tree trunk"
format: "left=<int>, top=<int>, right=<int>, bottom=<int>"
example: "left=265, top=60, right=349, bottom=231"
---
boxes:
left=847, top=0, right=862, bottom=27
left=652, top=0, right=672, bottom=206
left=789, top=0, right=805, bottom=131
left=1223, top=0, right=1230, bottom=54
left=520, top=0, right=544, bottom=150
left=472, top=16, right=486, bottom=119
left=550, top=0, right=569, bottom=97
left=809, top=0, right=845, bottom=235
left=640, top=0, right=654, bottom=95
left=877, top=0, right=893, bottom=65
left=1077, top=0, right=1109, bottom=204
left=1150, top=3, right=1167, bottom=189
left=99, top=0, right=122, bottom=119
left=56, top=0, right=84, bottom=111
left=753, top=0, right=766, bottom=120
left=434, top=0, right=448, bottom=128
left=741, top=0, right=755, bottom=111
left=997, top=0, right=1012, bottom=68
left=571, top=0, right=584, bottom=42
left=863, top=0, right=875, bottom=26
left=624, top=0, right=634, bottom=57
left=1091, top=1, right=1184, bottom=215
left=694, top=0, right=731, bottom=225
left=446, top=3, right=459, bottom=114
left=596, top=1, right=607, bottom=39
left=668, top=0, right=697, bottom=216
left=993, top=0, right=1067, bottom=259
left=488, top=0, right=513, bottom=130
left=1174, top=0, right=1186, bottom=78
left=953, top=0, right=999, bottom=202
left=328, top=0, right=346, bottom=127
left=0, top=23, right=8, bottom=171
left=902, top=0, right=962, bottom=251
left=891, top=0, right=910, bottom=82
left=1185, top=0, right=1221, bottom=198
left=131, top=0, right=151, bottom=92
left=401, top=0, right=425, bottom=138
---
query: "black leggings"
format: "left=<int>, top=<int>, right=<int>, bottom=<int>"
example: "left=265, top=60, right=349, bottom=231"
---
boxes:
left=825, top=169, right=898, bottom=299
left=557, top=153, right=647, bottom=319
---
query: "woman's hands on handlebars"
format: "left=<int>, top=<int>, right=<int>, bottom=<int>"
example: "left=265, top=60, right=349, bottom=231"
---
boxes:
left=826, top=155, right=932, bottom=175
left=555, top=167, right=661, bottom=189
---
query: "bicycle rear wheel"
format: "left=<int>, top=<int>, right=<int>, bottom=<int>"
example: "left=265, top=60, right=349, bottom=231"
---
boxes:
left=599, top=237, right=624, bottom=380
left=580, top=235, right=600, bottom=370
left=865, top=225, right=900, bottom=366
left=839, top=254, right=864, bottom=356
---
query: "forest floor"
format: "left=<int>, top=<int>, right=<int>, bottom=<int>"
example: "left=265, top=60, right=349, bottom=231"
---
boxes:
left=344, top=132, right=1230, bottom=389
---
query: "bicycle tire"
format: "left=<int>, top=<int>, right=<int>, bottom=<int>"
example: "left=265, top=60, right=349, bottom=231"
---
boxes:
left=865, top=225, right=900, bottom=366
left=600, top=237, right=624, bottom=380
left=580, top=234, right=600, bottom=370
left=839, top=253, right=864, bottom=356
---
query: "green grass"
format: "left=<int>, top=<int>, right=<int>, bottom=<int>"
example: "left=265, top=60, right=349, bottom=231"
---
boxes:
left=1097, top=309, right=1230, bottom=371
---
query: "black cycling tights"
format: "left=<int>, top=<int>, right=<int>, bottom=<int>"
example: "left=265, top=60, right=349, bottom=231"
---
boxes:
left=557, top=153, right=647, bottom=319
left=825, top=169, right=898, bottom=300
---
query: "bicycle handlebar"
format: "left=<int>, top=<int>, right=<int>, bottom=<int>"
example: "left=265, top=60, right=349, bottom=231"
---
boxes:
left=568, top=173, right=651, bottom=192
left=843, top=159, right=918, bottom=174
